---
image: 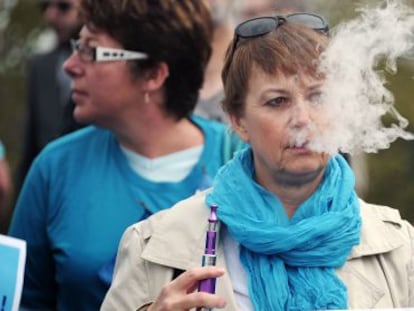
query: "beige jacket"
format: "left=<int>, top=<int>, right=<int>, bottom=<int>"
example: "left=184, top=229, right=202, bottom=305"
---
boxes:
left=101, top=191, right=414, bottom=310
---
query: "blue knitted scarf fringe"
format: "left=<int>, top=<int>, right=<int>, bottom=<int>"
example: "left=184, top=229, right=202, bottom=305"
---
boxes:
left=206, top=147, right=361, bottom=310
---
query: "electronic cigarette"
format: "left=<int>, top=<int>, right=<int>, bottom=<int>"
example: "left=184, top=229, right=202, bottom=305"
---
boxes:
left=197, top=204, right=219, bottom=311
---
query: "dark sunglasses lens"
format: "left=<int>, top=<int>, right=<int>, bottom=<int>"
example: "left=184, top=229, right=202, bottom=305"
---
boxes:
left=57, top=2, right=71, bottom=12
left=38, top=1, right=49, bottom=12
left=38, top=1, right=72, bottom=13
left=236, top=17, right=278, bottom=38
left=286, top=13, right=328, bottom=33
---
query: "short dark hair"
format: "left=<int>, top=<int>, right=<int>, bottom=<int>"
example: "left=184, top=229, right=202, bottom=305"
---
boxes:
left=80, top=0, right=213, bottom=119
left=222, top=22, right=328, bottom=117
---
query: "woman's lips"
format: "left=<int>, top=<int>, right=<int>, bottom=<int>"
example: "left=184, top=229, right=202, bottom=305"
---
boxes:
left=71, top=89, right=87, bottom=102
left=287, top=142, right=311, bottom=153
left=72, top=88, right=87, bottom=95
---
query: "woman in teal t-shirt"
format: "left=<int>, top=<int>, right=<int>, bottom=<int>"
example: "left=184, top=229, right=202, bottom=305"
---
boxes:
left=8, top=1, right=242, bottom=310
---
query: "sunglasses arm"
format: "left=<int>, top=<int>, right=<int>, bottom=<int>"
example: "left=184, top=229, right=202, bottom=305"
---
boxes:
left=93, top=47, right=148, bottom=62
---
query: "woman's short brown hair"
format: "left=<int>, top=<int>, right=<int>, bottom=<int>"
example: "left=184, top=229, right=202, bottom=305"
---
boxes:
left=222, top=22, right=328, bottom=117
left=80, top=0, right=213, bottom=119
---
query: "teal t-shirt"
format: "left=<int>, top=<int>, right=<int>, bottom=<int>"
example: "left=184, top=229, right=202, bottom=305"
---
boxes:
left=8, top=116, right=242, bottom=310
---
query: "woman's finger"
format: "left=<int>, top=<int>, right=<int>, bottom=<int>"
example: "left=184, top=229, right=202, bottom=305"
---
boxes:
left=171, top=266, right=225, bottom=291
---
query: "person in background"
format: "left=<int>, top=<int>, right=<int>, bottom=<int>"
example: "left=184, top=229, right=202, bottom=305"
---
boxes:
left=101, top=12, right=414, bottom=310
left=16, top=0, right=84, bottom=192
left=8, top=0, right=241, bottom=310
left=0, top=140, right=12, bottom=213
left=194, top=0, right=237, bottom=123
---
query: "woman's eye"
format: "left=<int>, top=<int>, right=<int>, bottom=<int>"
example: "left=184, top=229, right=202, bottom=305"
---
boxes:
left=308, top=92, right=323, bottom=105
left=266, top=97, right=288, bottom=107
left=82, top=45, right=94, bottom=54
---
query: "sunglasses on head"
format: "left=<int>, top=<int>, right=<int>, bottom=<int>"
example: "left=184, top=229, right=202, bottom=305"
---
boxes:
left=228, top=13, right=329, bottom=66
left=38, top=1, right=73, bottom=14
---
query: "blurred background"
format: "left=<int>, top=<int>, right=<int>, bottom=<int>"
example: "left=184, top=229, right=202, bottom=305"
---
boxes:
left=0, top=0, right=414, bottom=233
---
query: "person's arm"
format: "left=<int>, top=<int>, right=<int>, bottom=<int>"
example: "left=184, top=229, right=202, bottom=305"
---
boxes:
left=0, top=140, right=12, bottom=211
left=8, top=158, right=57, bottom=309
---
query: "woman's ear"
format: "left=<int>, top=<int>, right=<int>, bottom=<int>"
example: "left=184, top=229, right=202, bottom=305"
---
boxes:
left=144, top=62, right=170, bottom=92
left=229, top=113, right=249, bottom=142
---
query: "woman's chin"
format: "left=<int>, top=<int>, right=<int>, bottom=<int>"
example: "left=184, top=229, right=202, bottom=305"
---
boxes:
left=285, top=158, right=326, bottom=176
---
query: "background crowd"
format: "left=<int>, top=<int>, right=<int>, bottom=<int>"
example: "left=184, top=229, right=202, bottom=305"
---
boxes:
left=0, top=0, right=412, bottom=310
left=1, top=0, right=414, bottom=236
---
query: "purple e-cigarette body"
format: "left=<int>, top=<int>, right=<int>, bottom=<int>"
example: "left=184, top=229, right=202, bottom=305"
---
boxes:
left=197, top=205, right=219, bottom=311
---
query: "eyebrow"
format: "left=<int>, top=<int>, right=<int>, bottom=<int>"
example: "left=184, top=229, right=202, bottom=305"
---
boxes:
left=307, top=83, right=323, bottom=91
left=78, top=28, right=98, bottom=44
left=260, top=80, right=324, bottom=94
left=77, top=34, right=91, bottom=45
left=262, top=88, right=290, bottom=94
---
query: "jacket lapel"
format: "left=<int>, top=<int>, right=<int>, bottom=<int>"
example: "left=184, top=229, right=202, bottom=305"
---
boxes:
left=140, top=192, right=239, bottom=310
left=348, top=200, right=404, bottom=260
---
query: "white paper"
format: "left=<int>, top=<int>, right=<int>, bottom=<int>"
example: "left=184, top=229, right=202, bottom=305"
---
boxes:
left=0, top=234, right=26, bottom=311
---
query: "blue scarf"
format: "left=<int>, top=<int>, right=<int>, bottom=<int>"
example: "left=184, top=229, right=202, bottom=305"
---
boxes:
left=206, top=147, right=361, bottom=310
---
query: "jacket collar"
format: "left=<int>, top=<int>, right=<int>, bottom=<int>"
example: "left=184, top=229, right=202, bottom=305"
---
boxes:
left=141, top=195, right=405, bottom=265
left=348, top=199, right=405, bottom=259
left=140, top=191, right=210, bottom=269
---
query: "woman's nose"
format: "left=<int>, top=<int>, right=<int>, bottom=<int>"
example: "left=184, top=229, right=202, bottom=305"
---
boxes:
left=290, top=100, right=313, bottom=127
left=63, top=52, right=82, bottom=78
left=43, top=5, right=60, bottom=25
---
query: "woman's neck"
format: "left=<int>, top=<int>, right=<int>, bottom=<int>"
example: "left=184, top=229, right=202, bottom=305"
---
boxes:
left=113, top=110, right=203, bottom=159
left=257, top=169, right=325, bottom=218
left=277, top=186, right=319, bottom=218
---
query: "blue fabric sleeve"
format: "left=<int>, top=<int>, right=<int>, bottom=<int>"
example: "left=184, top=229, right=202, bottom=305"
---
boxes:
left=8, top=159, right=57, bottom=308
left=0, top=140, right=5, bottom=159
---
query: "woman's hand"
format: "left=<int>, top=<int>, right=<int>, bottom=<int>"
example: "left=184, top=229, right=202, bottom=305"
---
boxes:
left=148, top=266, right=227, bottom=311
left=0, top=158, right=12, bottom=211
